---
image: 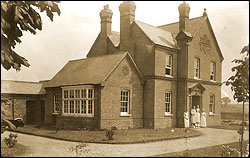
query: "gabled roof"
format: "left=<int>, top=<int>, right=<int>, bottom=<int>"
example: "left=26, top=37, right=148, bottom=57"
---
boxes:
left=134, top=20, right=177, bottom=49
left=108, top=31, right=120, bottom=47
left=45, top=52, right=143, bottom=88
left=158, top=16, right=224, bottom=60
left=158, top=16, right=206, bottom=38
left=1, top=80, right=46, bottom=95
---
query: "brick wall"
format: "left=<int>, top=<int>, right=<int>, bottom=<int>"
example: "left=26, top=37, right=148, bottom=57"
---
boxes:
left=45, top=86, right=101, bottom=130
left=100, top=56, right=143, bottom=129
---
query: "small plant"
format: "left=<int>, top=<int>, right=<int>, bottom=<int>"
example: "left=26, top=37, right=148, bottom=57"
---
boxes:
left=105, top=126, right=116, bottom=140
left=68, top=142, right=90, bottom=157
left=4, top=133, right=18, bottom=148
left=219, top=144, right=249, bottom=157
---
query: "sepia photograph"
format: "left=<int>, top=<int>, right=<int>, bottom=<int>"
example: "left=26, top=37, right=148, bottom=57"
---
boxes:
left=1, top=1, right=249, bottom=157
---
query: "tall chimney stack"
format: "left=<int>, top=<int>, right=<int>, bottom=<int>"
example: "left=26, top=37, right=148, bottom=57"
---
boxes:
left=100, top=5, right=113, bottom=36
left=178, top=1, right=190, bottom=32
left=119, top=1, right=136, bottom=52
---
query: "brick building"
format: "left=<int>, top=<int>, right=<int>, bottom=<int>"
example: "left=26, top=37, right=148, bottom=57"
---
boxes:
left=2, top=1, right=224, bottom=130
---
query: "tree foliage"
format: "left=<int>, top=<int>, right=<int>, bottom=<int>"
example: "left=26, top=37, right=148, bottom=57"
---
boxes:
left=225, top=45, right=249, bottom=103
left=221, top=97, right=231, bottom=108
left=1, top=1, right=61, bottom=71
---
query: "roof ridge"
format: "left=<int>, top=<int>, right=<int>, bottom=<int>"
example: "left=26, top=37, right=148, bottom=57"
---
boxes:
left=1, top=80, right=41, bottom=84
left=135, top=20, right=173, bottom=34
left=157, top=16, right=204, bottom=28
left=68, top=52, right=127, bottom=63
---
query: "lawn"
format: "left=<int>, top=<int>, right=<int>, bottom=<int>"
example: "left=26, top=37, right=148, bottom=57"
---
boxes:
left=1, top=140, right=26, bottom=157
left=13, top=126, right=202, bottom=144
left=152, top=140, right=249, bottom=157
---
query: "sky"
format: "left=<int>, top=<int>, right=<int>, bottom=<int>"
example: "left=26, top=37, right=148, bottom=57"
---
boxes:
left=1, top=1, right=249, bottom=103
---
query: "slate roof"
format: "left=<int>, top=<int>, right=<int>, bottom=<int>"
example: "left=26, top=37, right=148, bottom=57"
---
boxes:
left=108, top=31, right=120, bottom=47
left=134, top=20, right=177, bottom=49
left=157, top=16, right=206, bottom=38
left=1, top=80, right=46, bottom=95
left=45, top=53, right=128, bottom=88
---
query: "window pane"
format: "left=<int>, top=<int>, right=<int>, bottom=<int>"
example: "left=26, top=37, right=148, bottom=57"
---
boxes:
left=75, top=90, right=80, bottom=98
left=70, top=90, right=74, bottom=98
left=70, top=100, right=74, bottom=113
left=64, top=100, right=68, bottom=113
left=76, top=100, right=80, bottom=113
left=88, top=89, right=93, bottom=99
left=81, top=100, right=87, bottom=114
left=64, top=90, right=68, bottom=99
left=88, top=100, right=93, bottom=114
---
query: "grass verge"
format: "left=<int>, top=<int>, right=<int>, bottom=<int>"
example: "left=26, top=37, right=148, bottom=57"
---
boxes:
left=14, top=126, right=201, bottom=144
left=152, top=140, right=249, bottom=157
left=1, top=140, right=26, bottom=157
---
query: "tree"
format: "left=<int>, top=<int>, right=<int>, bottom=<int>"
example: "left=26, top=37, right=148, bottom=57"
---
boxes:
left=221, top=97, right=231, bottom=108
left=1, top=1, right=61, bottom=71
left=225, top=44, right=249, bottom=157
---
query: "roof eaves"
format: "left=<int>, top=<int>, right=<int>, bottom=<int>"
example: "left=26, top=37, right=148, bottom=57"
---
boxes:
left=206, top=17, right=224, bottom=61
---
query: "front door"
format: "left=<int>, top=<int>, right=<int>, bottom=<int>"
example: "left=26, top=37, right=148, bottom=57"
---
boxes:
left=41, top=100, right=45, bottom=124
left=192, top=95, right=201, bottom=110
left=26, top=100, right=36, bottom=125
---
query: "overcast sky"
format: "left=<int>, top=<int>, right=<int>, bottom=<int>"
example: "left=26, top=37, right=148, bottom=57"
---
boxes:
left=1, top=1, right=249, bottom=103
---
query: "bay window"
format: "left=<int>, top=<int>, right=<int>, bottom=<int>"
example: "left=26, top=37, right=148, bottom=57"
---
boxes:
left=62, top=86, right=94, bottom=116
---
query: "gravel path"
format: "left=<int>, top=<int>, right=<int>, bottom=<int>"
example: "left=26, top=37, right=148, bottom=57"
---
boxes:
left=1, top=128, right=249, bottom=157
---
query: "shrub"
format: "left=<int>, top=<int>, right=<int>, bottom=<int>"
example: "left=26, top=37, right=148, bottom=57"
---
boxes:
left=105, top=126, right=116, bottom=140
left=219, top=144, right=249, bottom=157
left=4, top=133, right=18, bottom=148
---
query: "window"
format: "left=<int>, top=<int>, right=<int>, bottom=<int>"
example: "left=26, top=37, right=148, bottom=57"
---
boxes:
left=165, top=55, right=172, bottom=76
left=53, top=94, right=59, bottom=113
left=120, top=90, right=130, bottom=116
left=194, top=58, right=200, bottom=79
left=165, top=92, right=172, bottom=115
left=210, top=62, right=216, bottom=81
left=62, top=86, right=94, bottom=116
left=209, top=95, right=215, bottom=115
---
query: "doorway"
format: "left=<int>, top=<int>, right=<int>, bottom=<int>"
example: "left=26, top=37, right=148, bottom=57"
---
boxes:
left=41, top=100, right=45, bottom=124
left=192, top=95, right=201, bottom=110
left=26, top=100, right=36, bottom=125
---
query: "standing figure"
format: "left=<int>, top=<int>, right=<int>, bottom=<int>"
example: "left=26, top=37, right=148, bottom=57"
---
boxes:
left=200, top=109, right=207, bottom=128
left=183, top=111, right=190, bottom=128
left=190, top=106, right=196, bottom=128
left=195, top=105, right=201, bottom=128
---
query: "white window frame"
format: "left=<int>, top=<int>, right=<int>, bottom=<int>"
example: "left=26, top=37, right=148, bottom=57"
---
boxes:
left=62, top=85, right=94, bottom=117
left=120, top=89, right=130, bottom=116
left=209, top=95, right=215, bottom=115
left=53, top=94, right=59, bottom=114
left=165, top=54, right=173, bottom=77
left=210, top=62, right=216, bottom=81
left=194, top=58, right=200, bottom=79
left=165, top=92, right=172, bottom=116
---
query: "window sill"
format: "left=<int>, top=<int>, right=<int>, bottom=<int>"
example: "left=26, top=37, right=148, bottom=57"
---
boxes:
left=209, top=113, right=215, bottom=116
left=62, top=114, right=94, bottom=117
left=120, top=113, right=131, bottom=117
left=164, top=113, right=173, bottom=117
left=165, top=75, right=174, bottom=78
left=210, top=80, right=216, bottom=83
left=52, top=113, right=59, bottom=115
left=194, top=77, right=201, bottom=80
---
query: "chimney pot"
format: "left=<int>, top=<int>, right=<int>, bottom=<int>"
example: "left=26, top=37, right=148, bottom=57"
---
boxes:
left=99, top=4, right=113, bottom=36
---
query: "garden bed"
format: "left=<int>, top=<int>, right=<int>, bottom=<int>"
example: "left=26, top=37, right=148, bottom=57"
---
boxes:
left=13, top=126, right=202, bottom=144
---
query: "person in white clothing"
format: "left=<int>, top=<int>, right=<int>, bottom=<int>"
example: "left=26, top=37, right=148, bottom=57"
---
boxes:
left=183, top=111, right=189, bottom=128
left=195, top=105, right=201, bottom=128
left=200, top=109, right=207, bottom=128
left=190, top=106, right=196, bottom=128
